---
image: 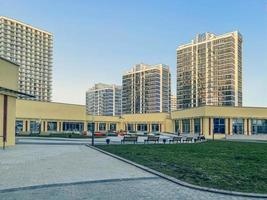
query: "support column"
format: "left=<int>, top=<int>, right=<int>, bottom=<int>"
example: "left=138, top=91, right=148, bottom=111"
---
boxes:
left=149, top=123, right=152, bottom=132
left=44, top=121, right=47, bottom=132
left=57, top=121, right=60, bottom=132
left=179, top=120, right=183, bottom=133
left=191, top=118, right=195, bottom=134
left=23, top=120, right=27, bottom=132
left=200, top=118, right=203, bottom=135
left=83, top=122, right=87, bottom=132
left=229, top=118, right=233, bottom=135
left=247, top=119, right=251, bottom=135
left=25, top=120, right=29, bottom=132
left=244, top=118, right=248, bottom=135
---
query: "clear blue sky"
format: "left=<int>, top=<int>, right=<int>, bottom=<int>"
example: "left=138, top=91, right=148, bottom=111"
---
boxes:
left=1, top=0, right=267, bottom=106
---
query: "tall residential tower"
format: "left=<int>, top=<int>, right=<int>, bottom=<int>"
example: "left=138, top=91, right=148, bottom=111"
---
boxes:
left=86, top=83, right=122, bottom=116
left=122, top=63, right=171, bottom=114
left=176, top=31, right=242, bottom=109
left=0, top=16, right=53, bottom=101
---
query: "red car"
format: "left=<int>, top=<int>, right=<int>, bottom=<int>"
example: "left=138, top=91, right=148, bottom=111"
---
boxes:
left=94, top=132, right=106, bottom=137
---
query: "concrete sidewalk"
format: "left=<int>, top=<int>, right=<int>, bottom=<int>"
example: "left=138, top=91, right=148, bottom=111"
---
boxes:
left=0, top=143, right=261, bottom=199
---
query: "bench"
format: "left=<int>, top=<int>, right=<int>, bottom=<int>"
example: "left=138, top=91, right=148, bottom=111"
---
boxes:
left=184, top=136, right=194, bottom=143
left=144, top=135, right=159, bottom=144
left=197, top=135, right=206, bottom=141
left=169, top=136, right=183, bottom=143
left=121, top=136, right=138, bottom=144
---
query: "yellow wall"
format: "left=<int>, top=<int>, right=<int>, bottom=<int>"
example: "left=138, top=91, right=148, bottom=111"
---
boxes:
left=0, top=58, right=18, bottom=91
left=16, top=100, right=86, bottom=121
left=0, top=58, right=19, bottom=147
left=0, top=95, right=17, bottom=146
left=14, top=100, right=267, bottom=139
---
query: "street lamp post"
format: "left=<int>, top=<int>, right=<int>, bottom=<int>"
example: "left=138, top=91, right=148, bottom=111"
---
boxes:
left=91, top=115, right=95, bottom=146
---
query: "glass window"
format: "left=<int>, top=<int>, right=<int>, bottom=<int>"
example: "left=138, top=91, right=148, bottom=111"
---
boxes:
left=99, top=123, right=106, bottom=131
left=15, top=120, right=23, bottom=134
left=137, top=124, right=147, bottom=131
left=127, top=124, right=134, bottom=131
left=47, top=121, right=57, bottom=131
left=175, top=120, right=179, bottom=133
left=110, top=123, right=116, bottom=131
left=252, top=119, right=267, bottom=134
left=232, top=118, right=244, bottom=134
left=30, top=121, right=40, bottom=133
left=213, top=118, right=225, bottom=134
left=63, top=122, right=84, bottom=132
left=182, top=119, right=190, bottom=133
left=194, top=118, right=201, bottom=134
left=152, top=124, right=159, bottom=132
left=87, top=123, right=94, bottom=132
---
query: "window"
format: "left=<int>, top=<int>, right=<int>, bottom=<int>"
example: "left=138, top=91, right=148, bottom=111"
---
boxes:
left=182, top=119, right=190, bottom=133
left=15, top=120, right=23, bottom=134
left=99, top=123, right=106, bottom=131
left=252, top=119, right=267, bottom=134
left=175, top=120, right=179, bottom=133
left=232, top=119, right=243, bottom=134
left=213, top=118, right=225, bottom=134
left=137, top=124, right=147, bottom=131
left=194, top=118, right=201, bottom=134
left=30, top=121, right=40, bottom=133
left=47, top=121, right=57, bottom=131
left=110, top=123, right=116, bottom=131
left=87, top=123, right=94, bottom=132
left=127, top=124, right=134, bottom=131
left=151, top=124, right=159, bottom=132
left=63, top=122, right=83, bottom=132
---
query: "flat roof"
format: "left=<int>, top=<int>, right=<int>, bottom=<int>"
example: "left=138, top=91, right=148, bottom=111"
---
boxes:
left=0, top=16, right=52, bottom=35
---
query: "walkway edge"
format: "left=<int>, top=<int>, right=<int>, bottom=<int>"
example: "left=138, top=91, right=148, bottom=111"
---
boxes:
left=87, top=145, right=267, bottom=199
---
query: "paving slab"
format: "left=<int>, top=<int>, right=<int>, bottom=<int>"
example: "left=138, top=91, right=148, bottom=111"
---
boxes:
left=0, top=144, right=155, bottom=190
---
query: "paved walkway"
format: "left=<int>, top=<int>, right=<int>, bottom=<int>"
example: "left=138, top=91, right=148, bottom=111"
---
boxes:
left=0, top=140, right=263, bottom=199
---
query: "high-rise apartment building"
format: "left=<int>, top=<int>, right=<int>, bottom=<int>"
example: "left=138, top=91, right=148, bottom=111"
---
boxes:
left=86, top=83, right=122, bottom=116
left=0, top=16, right=53, bottom=101
left=171, top=95, right=177, bottom=111
left=177, top=31, right=242, bottom=109
left=122, top=63, right=171, bottom=114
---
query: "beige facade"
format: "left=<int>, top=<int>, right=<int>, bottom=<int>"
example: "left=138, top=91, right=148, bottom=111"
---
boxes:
left=0, top=16, right=53, bottom=101
left=14, top=99, right=267, bottom=140
left=177, top=31, right=242, bottom=109
left=0, top=57, right=19, bottom=147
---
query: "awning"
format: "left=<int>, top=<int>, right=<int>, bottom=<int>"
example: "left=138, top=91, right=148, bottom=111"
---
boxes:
left=0, top=87, right=35, bottom=98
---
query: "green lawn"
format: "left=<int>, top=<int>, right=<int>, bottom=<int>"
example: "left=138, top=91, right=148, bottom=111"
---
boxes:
left=97, top=141, right=267, bottom=194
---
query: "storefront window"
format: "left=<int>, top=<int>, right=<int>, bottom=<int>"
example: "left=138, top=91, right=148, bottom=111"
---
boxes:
left=175, top=120, right=179, bottom=133
left=137, top=124, right=147, bottom=131
left=99, top=123, right=106, bottom=131
left=127, top=124, right=134, bottom=131
left=87, top=123, right=94, bottom=132
left=47, top=121, right=57, bottom=131
left=213, top=118, right=225, bottom=134
left=152, top=124, right=159, bottom=132
left=232, top=118, right=244, bottom=134
left=30, top=121, right=40, bottom=133
left=252, top=119, right=267, bottom=134
left=182, top=119, right=190, bottom=133
left=194, top=118, right=200, bottom=134
left=15, top=120, right=23, bottom=134
left=110, top=123, right=116, bottom=131
left=63, top=122, right=84, bottom=132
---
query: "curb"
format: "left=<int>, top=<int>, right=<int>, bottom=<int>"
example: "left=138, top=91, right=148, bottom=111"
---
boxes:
left=87, top=144, right=267, bottom=199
